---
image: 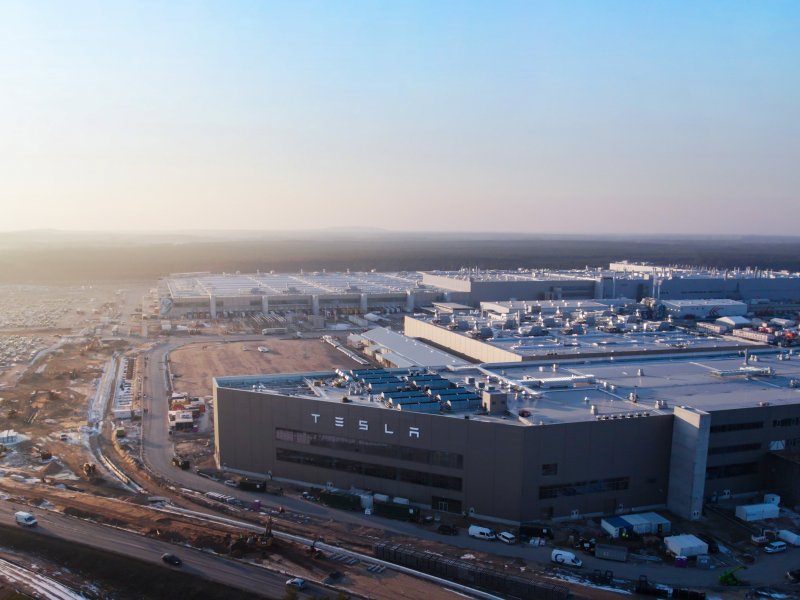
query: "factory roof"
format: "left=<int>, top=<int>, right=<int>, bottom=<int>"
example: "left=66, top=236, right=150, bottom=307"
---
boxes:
left=214, top=348, right=800, bottom=427
left=411, top=314, right=754, bottom=359
left=165, top=271, right=426, bottom=298
left=661, top=299, right=747, bottom=307
left=361, top=327, right=470, bottom=368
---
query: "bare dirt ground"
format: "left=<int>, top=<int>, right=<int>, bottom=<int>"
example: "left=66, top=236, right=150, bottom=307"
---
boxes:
left=169, top=338, right=367, bottom=399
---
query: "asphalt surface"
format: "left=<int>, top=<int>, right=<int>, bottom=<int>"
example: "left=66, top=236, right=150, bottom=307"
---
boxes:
left=0, top=503, right=325, bottom=599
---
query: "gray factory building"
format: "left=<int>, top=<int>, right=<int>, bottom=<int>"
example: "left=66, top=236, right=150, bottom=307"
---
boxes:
left=422, top=267, right=800, bottom=307
left=160, top=271, right=442, bottom=319
left=213, top=350, right=800, bottom=524
left=161, top=266, right=800, bottom=319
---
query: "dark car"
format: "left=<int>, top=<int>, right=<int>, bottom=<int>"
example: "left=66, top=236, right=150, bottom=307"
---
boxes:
left=324, top=571, right=344, bottom=584
left=161, top=553, right=182, bottom=566
left=437, top=523, right=459, bottom=535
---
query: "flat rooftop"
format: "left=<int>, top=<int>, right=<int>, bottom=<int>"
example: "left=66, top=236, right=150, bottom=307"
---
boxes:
left=412, top=314, right=754, bottom=359
left=166, top=271, right=426, bottom=298
left=214, top=349, right=800, bottom=427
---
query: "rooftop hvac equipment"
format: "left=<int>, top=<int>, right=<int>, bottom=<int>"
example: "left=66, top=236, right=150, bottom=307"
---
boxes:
left=712, top=366, right=775, bottom=378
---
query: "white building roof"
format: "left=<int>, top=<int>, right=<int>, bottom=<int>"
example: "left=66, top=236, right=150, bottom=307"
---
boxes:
left=361, top=327, right=469, bottom=368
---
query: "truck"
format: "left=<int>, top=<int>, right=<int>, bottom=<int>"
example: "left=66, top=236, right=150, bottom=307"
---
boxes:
left=15, top=511, right=37, bottom=527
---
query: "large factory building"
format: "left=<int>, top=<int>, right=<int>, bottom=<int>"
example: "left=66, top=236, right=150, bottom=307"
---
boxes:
left=160, top=271, right=442, bottom=319
left=213, top=350, right=800, bottom=524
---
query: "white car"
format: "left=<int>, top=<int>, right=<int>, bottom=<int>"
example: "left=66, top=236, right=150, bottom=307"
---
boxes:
left=286, top=577, right=307, bottom=590
left=498, top=531, right=517, bottom=544
left=764, top=541, right=787, bottom=554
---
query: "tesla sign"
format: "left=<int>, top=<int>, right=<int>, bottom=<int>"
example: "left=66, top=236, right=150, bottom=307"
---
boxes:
left=310, top=413, right=420, bottom=438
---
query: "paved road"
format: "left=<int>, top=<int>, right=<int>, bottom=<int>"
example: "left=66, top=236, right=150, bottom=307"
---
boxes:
left=0, top=503, right=327, bottom=599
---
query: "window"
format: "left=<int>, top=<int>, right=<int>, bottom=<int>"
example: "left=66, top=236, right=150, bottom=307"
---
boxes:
left=710, top=421, right=763, bottom=434
left=773, top=417, right=800, bottom=428
left=541, top=463, right=558, bottom=476
left=706, top=461, right=759, bottom=480
left=275, top=428, right=463, bottom=469
left=276, top=448, right=462, bottom=491
left=708, top=443, right=761, bottom=455
left=539, top=477, right=629, bottom=500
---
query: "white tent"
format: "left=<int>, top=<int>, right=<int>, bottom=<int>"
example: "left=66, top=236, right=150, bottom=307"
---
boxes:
left=664, top=534, right=708, bottom=557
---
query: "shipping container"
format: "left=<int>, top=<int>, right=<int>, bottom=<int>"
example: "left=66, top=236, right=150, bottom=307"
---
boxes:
left=373, top=499, right=420, bottom=522
left=735, top=503, right=780, bottom=522
left=594, top=543, right=628, bottom=562
left=239, top=477, right=266, bottom=492
left=319, top=490, right=362, bottom=511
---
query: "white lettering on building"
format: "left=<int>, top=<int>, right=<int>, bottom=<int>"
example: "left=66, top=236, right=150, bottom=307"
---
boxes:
left=308, top=413, right=419, bottom=438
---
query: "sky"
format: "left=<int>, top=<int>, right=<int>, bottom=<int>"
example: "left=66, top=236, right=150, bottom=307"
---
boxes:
left=0, top=1, right=798, bottom=235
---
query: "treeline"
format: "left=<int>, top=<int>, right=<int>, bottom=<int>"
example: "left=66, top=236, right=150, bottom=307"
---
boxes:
left=2, top=236, right=800, bottom=284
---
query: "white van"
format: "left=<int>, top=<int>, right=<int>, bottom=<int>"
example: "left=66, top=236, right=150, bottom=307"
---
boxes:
left=468, top=525, right=497, bottom=541
left=498, top=531, right=517, bottom=544
left=15, top=511, right=37, bottom=527
left=551, top=549, right=582, bottom=567
left=764, top=541, right=787, bottom=554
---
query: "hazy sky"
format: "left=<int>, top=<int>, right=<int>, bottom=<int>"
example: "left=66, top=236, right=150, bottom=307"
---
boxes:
left=1, top=2, right=798, bottom=234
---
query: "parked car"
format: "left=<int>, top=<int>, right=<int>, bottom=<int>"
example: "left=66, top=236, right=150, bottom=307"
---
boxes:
left=468, top=525, right=497, bottom=540
left=437, top=523, right=459, bottom=536
left=498, top=531, right=517, bottom=544
left=765, top=541, right=788, bottom=554
left=551, top=549, right=583, bottom=567
left=14, top=512, right=37, bottom=527
left=324, top=571, right=344, bottom=584
left=161, top=553, right=182, bottom=566
left=285, top=577, right=307, bottom=590
left=224, top=479, right=238, bottom=487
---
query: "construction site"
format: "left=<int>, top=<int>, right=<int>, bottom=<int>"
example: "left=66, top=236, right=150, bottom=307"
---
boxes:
left=1, top=279, right=800, bottom=600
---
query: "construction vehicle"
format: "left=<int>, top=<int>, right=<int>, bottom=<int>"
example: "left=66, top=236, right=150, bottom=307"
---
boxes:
left=171, top=456, right=190, bottom=469
left=83, top=463, right=97, bottom=479
left=32, top=446, right=52, bottom=461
